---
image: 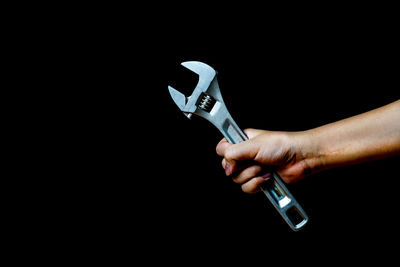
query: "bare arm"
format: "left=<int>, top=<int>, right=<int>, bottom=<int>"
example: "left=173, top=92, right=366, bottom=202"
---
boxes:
left=304, top=99, right=400, bottom=173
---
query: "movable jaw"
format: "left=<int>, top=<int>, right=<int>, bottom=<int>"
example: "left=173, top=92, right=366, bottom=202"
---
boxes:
left=168, top=61, right=225, bottom=119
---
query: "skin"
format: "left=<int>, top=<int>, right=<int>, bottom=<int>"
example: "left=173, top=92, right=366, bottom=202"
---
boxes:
left=216, top=100, right=400, bottom=194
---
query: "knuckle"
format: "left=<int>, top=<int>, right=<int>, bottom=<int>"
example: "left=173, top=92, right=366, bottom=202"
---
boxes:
left=216, top=139, right=230, bottom=156
left=216, top=144, right=223, bottom=156
left=233, top=165, right=261, bottom=184
left=224, top=146, right=235, bottom=160
left=241, top=184, right=251, bottom=193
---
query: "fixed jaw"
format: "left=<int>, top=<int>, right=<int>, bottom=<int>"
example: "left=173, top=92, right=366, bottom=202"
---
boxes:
left=168, top=61, right=218, bottom=118
left=180, top=61, right=216, bottom=82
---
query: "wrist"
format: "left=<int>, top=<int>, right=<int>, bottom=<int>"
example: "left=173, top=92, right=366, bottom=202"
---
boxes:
left=292, top=129, right=326, bottom=176
left=299, top=126, right=356, bottom=174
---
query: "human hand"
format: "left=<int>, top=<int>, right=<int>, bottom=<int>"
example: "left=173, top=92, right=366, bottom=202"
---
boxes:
left=216, top=129, right=314, bottom=194
left=216, top=101, right=400, bottom=194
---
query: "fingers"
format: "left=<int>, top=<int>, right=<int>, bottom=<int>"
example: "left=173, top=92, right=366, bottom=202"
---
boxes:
left=217, top=136, right=259, bottom=176
left=223, top=141, right=259, bottom=175
left=231, top=165, right=270, bottom=194
left=241, top=176, right=267, bottom=194
left=224, top=129, right=265, bottom=162
left=216, top=128, right=263, bottom=157
left=216, top=129, right=271, bottom=194
left=231, top=165, right=262, bottom=184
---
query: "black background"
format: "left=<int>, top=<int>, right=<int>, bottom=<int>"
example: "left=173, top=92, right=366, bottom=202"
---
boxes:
left=14, top=6, right=400, bottom=264
left=151, top=44, right=399, bottom=259
left=85, top=34, right=399, bottom=260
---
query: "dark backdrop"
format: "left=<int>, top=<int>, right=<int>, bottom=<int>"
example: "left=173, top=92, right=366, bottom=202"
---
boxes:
left=84, top=35, right=399, bottom=259
left=24, top=12, right=400, bottom=263
left=153, top=43, right=399, bottom=255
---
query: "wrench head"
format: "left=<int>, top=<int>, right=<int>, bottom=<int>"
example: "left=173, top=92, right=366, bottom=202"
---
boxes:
left=168, top=61, right=218, bottom=119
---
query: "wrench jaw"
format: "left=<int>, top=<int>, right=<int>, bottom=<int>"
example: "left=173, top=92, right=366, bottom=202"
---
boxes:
left=181, top=61, right=217, bottom=87
left=168, top=61, right=222, bottom=120
left=168, top=85, right=196, bottom=119
left=167, top=86, right=194, bottom=119
left=168, top=78, right=227, bottom=121
left=168, top=86, right=187, bottom=110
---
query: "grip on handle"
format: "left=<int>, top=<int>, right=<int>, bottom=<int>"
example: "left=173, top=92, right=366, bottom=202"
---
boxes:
left=220, top=118, right=308, bottom=231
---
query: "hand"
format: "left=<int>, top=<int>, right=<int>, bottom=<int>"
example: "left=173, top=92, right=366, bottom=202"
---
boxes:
left=216, top=129, right=315, bottom=193
left=216, top=100, right=400, bottom=194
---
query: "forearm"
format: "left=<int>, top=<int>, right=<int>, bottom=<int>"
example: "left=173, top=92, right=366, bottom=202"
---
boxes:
left=303, top=100, right=400, bottom=173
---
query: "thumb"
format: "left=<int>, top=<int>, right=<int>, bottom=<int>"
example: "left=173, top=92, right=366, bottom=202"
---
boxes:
left=224, top=128, right=264, bottom=162
left=223, top=128, right=265, bottom=174
left=243, top=128, right=265, bottom=139
left=224, top=138, right=259, bottom=166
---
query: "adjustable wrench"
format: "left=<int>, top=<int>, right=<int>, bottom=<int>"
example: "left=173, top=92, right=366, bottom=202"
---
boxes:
left=168, top=61, right=308, bottom=231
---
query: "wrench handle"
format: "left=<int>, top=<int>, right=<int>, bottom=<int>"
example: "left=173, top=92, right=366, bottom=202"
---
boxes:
left=221, top=118, right=309, bottom=231
left=259, top=172, right=308, bottom=231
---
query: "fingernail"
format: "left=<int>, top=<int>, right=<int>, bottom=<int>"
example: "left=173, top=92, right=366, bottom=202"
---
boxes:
left=225, top=164, right=232, bottom=176
left=262, top=172, right=271, bottom=179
